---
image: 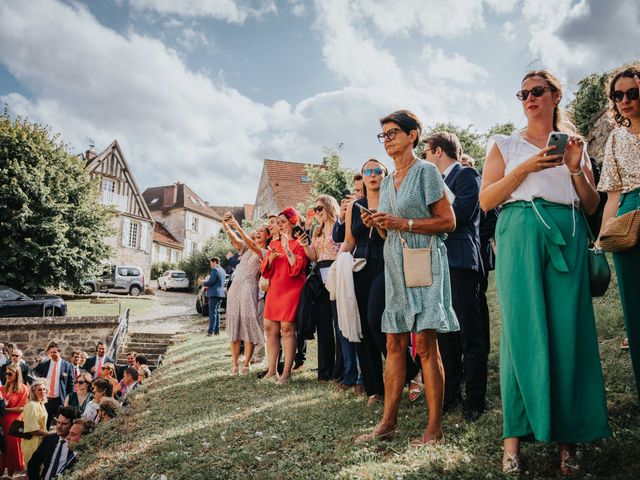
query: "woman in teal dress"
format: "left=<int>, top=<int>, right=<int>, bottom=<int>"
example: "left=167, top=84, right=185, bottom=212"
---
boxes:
left=355, top=110, right=459, bottom=445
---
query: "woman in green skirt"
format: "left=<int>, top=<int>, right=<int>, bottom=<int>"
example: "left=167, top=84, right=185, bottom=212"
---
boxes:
left=480, top=70, right=611, bottom=476
left=598, top=64, right=640, bottom=399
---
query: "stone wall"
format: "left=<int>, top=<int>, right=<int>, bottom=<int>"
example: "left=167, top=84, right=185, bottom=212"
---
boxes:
left=0, top=316, right=120, bottom=366
left=586, top=108, right=615, bottom=164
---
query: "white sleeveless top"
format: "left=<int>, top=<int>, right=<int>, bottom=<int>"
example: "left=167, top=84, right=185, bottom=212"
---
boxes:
left=489, top=131, right=583, bottom=206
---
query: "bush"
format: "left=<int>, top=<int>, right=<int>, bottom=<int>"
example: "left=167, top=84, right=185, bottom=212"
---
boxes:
left=178, top=234, right=233, bottom=287
left=150, top=262, right=177, bottom=280
left=568, top=71, right=610, bottom=137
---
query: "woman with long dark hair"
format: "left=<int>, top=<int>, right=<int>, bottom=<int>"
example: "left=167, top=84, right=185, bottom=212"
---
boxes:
left=480, top=70, right=610, bottom=475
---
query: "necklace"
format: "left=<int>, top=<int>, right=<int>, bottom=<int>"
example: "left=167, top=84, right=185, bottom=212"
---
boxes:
left=523, top=129, right=549, bottom=142
left=393, top=158, right=416, bottom=175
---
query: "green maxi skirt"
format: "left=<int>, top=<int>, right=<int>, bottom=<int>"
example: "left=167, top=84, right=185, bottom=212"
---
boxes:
left=612, top=188, right=640, bottom=399
left=496, top=200, right=611, bottom=443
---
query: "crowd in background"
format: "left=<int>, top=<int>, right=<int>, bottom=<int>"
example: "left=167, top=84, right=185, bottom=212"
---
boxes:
left=0, top=340, right=151, bottom=479
left=212, top=63, right=640, bottom=477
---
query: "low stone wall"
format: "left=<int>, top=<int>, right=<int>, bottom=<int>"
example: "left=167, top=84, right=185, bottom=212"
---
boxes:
left=0, top=316, right=120, bottom=366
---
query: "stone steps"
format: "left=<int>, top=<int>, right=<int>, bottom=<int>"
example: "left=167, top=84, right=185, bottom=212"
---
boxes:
left=116, top=332, right=174, bottom=369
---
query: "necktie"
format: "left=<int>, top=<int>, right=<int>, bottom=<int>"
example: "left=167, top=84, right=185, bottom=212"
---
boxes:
left=48, top=361, right=57, bottom=398
left=48, top=439, right=66, bottom=480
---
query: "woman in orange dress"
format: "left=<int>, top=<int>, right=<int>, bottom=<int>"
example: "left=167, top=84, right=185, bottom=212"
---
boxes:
left=260, top=207, right=308, bottom=384
left=0, top=364, right=30, bottom=477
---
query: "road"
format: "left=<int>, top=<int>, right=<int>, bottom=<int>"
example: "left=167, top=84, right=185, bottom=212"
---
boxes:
left=129, top=286, right=204, bottom=335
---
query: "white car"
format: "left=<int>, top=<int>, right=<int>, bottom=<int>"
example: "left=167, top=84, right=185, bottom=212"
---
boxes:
left=157, top=270, right=190, bottom=291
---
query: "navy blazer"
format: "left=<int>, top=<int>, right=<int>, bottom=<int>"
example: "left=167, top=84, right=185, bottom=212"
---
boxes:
left=203, top=266, right=226, bottom=298
left=28, top=433, right=66, bottom=480
left=33, top=359, right=75, bottom=400
left=443, top=163, right=483, bottom=273
left=332, top=220, right=346, bottom=243
left=83, top=354, right=115, bottom=376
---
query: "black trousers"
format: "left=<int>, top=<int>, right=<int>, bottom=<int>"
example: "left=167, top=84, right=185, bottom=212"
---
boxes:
left=316, top=290, right=343, bottom=381
left=353, top=260, right=385, bottom=396
left=438, top=268, right=488, bottom=408
left=479, top=271, right=491, bottom=356
left=45, top=396, right=63, bottom=429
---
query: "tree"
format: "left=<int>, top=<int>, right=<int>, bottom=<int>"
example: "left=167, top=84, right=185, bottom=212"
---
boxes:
left=568, top=71, right=610, bottom=137
left=177, top=233, right=233, bottom=287
left=0, top=110, right=114, bottom=292
left=305, top=147, right=355, bottom=200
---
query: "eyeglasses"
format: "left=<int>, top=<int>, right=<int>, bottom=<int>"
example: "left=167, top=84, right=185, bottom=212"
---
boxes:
left=77, top=381, right=87, bottom=385
left=363, top=168, right=384, bottom=177
left=611, top=88, right=639, bottom=102
left=11, top=354, right=19, bottom=357
left=6, top=371, right=15, bottom=376
left=313, top=206, right=324, bottom=213
left=515, top=86, right=556, bottom=101
left=377, top=128, right=403, bottom=143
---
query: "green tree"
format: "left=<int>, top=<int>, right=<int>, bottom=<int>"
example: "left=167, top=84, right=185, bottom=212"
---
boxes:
left=0, top=110, right=114, bottom=292
left=178, top=233, right=233, bottom=287
left=422, top=122, right=485, bottom=165
left=305, top=147, right=355, bottom=200
left=568, top=71, right=610, bottom=137
left=485, top=122, right=516, bottom=138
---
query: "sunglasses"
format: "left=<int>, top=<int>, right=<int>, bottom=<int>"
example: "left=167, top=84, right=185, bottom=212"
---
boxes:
left=363, top=168, right=384, bottom=177
left=516, top=86, right=556, bottom=101
left=77, top=381, right=88, bottom=385
left=611, top=88, right=639, bottom=102
left=377, top=128, right=403, bottom=143
left=6, top=371, right=16, bottom=376
left=313, top=205, right=324, bottom=213
left=11, top=354, right=20, bottom=357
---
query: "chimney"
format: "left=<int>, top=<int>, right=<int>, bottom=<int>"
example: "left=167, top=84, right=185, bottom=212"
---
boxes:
left=85, top=149, right=97, bottom=161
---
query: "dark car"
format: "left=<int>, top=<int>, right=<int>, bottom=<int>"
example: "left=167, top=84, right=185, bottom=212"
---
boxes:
left=0, top=286, right=67, bottom=317
left=195, top=273, right=230, bottom=316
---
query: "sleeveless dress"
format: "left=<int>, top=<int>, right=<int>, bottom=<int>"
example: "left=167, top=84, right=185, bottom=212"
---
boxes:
left=21, top=400, right=47, bottom=465
left=377, top=160, right=459, bottom=334
left=0, top=384, right=29, bottom=473
left=226, top=248, right=265, bottom=345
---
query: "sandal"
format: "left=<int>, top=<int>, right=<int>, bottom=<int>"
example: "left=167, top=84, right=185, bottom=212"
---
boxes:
left=353, top=425, right=397, bottom=444
left=502, top=453, right=522, bottom=475
left=408, top=380, right=424, bottom=403
left=621, top=338, right=629, bottom=351
left=559, top=446, right=580, bottom=477
left=410, top=431, right=444, bottom=448
left=367, top=394, right=383, bottom=405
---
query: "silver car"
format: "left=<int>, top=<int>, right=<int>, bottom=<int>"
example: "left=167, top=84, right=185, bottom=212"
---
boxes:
left=82, top=265, right=146, bottom=296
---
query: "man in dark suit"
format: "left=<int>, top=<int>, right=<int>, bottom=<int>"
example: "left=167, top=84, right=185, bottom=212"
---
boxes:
left=33, top=341, right=75, bottom=429
left=0, top=348, right=32, bottom=385
left=203, top=257, right=226, bottom=336
left=57, top=417, right=97, bottom=477
left=27, top=406, right=78, bottom=480
left=424, top=132, right=487, bottom=421
left=82, top=341, right=115, bottom=379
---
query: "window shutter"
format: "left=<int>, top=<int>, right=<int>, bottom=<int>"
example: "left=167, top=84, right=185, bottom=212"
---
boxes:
left=186, top=212, right=192, bottom=232
left=121, top=218, right=131, bottom=246
left=140, top=222, right=149, bottom=252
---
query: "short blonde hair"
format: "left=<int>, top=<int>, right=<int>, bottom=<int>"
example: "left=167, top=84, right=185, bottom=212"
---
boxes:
left=29, top=379, right=48, bottom=403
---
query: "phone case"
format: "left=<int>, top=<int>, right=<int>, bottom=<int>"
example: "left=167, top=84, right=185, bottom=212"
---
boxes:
left=546, top=132, right=569, bottom=157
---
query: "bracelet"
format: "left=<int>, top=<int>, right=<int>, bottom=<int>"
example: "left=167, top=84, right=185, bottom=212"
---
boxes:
left=569, top=168, right=584, bottom=177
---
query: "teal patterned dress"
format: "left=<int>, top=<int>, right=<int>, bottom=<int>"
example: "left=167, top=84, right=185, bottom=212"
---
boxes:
left=378, top=160, right=459, bottom=334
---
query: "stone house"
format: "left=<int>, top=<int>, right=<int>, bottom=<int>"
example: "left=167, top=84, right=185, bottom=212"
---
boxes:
left=152, top=222, right=184, bottom=264
left=84, top=140, right=154, bottom=280
left=252, top=159, right=319, bottom=220
left=142, top=183, right=222, bottom=258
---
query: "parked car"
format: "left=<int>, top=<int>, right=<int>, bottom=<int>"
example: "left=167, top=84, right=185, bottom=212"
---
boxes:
left=82, top=264, right=145, bottom=296
left=157, top=270, right=189, bottom=291
left=195, top=273, right=230, bottom=316
left=0, top=285, right=67, bottom=317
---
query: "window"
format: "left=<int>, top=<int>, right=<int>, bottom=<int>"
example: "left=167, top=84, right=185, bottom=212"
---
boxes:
left=191, top=215, right=199, bottom=233
left=188, top=195, right=197, bottom=205
left=117, top=268, right=141, bottom=277
left=102, top=178, right=116, bottom=192
left=149, top=198, right=159, bottom=205
left=300, top=175, right=310, bottom=183
left=128, top=222, right=138, bottom=248
left=170, top=249, right=180, bottom=263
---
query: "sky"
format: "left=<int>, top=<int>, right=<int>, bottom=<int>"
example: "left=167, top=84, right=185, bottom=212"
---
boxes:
left=1, top=0, right=639, bottom=206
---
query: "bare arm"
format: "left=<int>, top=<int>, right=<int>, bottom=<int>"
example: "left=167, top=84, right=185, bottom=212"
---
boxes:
left=564, top=138, right=599, bottom=215
left=338, top=202, right=356, bottom=253
left=298, top=230, right=318, bottom=262
left=222, top=221, right=245, bottom=252
left=370, top=195, right=456, bottom=235
left=229, top=218, right=263, bottom=258
left=597, top=190, right=622, bottom=244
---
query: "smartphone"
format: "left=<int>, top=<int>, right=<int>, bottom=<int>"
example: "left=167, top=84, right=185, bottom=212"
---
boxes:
left=546, top=131, right=569, bottom=159
left=292, top=225, right=304, bottom=238
left=354, top=202, right=374, bottom=215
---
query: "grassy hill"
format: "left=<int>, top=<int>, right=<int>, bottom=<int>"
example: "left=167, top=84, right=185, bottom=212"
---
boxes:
left=65, top=271, right=640, bottom=479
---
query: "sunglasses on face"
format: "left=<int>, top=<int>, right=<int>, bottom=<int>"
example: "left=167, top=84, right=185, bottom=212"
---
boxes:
left=6, top=371, right=16, bottom=376
left=11, top=354, right=19, bottom=357
left=77, top=381, right=87, bottom=385
left=313, top=205, right=324, bottom=213
left=377, top=128, right=403, bottom=143
left=611, top=88, right=639, bottom=102
left=363, top=168, right=384, bottom=177
left=515, top=86, right=556, bottom=101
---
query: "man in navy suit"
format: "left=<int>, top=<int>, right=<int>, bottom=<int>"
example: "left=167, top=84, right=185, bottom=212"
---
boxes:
left=203, top=256, right=226, bottom=336
left=424, top=132, right=487, bottom=421
left=33, top=341, right=75, bottom=429
left=82, top=341, right=115, bottom=379
left=27, top=406, right=78, bottom=480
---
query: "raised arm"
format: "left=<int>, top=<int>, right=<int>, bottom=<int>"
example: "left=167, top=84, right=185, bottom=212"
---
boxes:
left=222, top=220, right=245, bottom=252
left=228, top=217, right=263, bottom=258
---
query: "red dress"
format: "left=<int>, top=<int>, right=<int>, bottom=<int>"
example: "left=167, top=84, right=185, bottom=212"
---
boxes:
left=260, top=238, right=308, bottom=322
left=1, top=384, right=29, bottom=473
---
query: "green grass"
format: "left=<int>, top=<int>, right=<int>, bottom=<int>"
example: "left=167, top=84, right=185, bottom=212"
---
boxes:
left=66, top=297, right=154, bottom=317
left=66, top=267, right=640, bottom=480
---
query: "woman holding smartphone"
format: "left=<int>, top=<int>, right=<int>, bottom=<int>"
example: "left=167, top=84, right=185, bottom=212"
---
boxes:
left=480, top=70, right=610, bottom=476
left=597, top=65, right=640, bottom=399
left=260, top=207, right=308, bottom=384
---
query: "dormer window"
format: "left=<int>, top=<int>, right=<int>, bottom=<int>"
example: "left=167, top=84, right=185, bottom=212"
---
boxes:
left=300, top=175, right=310, bottom=183
left=149, top=198, right=159, bottom=205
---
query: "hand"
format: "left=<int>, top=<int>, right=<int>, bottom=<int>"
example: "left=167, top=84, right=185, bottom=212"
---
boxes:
left=360, top=209, right=375, bottom=228
left=564, top=136, right=585, bottom=173
left=339, top=196, right=354, bottom=222
left=522, top=145, right=563, bottom=173
left=371, top=212, right=404, bottom=231
left=280, top=233, right=290, bottom=253
left=267, top=248, right=281, bottom=266
left=298, top=232, right=310, bottom=247
left=229, top=217, right=240, bottom=229
left=90, top=366, right=96, bottom=373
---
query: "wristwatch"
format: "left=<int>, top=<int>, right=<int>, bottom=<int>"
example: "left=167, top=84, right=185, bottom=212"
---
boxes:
left=407, top=219, right=414, bottom=232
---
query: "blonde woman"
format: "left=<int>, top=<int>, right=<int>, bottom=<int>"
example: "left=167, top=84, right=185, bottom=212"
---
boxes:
left=298, top=195, right=343, bottom=382
left=21, top=379, right=48, bottom=465
left=480, top=70, right=610, bottom=475
left=100, top=362, right=120, bottom=395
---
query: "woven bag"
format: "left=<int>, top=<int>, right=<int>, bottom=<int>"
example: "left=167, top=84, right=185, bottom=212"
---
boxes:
left=599, top=209, right=640, bottom=252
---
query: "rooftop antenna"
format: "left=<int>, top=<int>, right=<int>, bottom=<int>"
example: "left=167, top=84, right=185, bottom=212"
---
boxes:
left=88, top=137, right=95, bottom=150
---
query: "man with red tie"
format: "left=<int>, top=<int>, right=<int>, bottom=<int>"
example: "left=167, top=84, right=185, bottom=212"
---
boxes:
left=33, top=341, right=75, bottom=430
left=83, top=341, right=114, bottom=379
left=69, top=350, right=84, bottom=384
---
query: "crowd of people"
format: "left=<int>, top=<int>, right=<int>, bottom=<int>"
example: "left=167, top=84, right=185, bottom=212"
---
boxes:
left=210, top=64, right=640, bottom=476
left=0, top=340, right=151, bottom=478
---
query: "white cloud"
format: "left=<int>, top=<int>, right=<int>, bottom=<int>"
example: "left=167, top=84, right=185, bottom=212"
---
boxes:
left=129, top=0, right=277, bottom=24
left=484, top=0, right=519, bottom=14
left=422, top=46, right=489, bottom=83
left=287, top=0, right=306, bottom=16
left=176, top=27, right=210, bottom=50
left=501, top=20, right=516, bottom=41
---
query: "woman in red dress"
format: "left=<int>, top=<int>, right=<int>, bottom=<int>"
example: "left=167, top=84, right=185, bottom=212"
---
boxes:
left=1, top=364, right=30, bottom=477
left=260, top=207, right=308, bottom=384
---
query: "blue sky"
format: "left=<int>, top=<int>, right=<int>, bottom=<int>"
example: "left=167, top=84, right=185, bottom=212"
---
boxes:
left=1, top=0, right=638, bottom=205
